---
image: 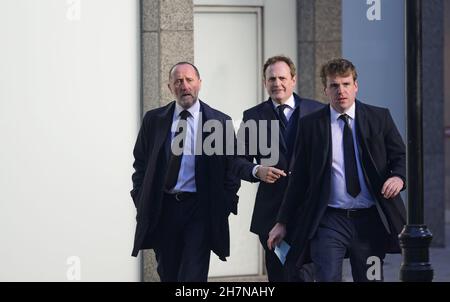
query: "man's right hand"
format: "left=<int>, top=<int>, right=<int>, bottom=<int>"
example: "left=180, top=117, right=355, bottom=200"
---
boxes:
left=256, top=166, right=287, bottom=183
left=267, top=222, right=287, bottom=250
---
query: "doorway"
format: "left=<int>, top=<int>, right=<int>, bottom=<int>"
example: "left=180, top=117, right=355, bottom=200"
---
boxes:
left=194, top=0, right=297, bottom=278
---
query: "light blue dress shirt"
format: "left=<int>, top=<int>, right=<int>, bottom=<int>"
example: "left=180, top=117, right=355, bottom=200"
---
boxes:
left=170, top=100, right=200, bottom=193
left=328, top=103, right=375, bottom=209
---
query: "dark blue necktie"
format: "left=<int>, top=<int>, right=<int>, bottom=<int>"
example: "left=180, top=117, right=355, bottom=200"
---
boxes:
left=277, top=104, right=289, bottom=142
left=165, top=110, right=190, bottom=191
left=277, top=104, right=289, bottom=129
left=339, top=114, right=361, bottom=198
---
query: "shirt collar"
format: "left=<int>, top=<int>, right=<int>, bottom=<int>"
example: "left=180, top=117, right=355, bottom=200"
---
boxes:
left=330, top=101, right=356, bottom=121
left=272, top=94, right=295, bottom=110
left=174, top=99, right=200, bottom=118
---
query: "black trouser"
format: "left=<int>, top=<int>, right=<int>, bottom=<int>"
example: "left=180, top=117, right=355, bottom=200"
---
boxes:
left=310, top=206, right=387, bottom=282
left=259, top=235, right=314, bottom=282
left=259, top=235, right=285, bottom=282
left=154, top=193, right=211, bottom=282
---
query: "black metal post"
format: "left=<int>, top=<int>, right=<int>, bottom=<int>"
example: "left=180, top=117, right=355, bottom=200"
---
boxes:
left=398, top=0, right=433, bottom=282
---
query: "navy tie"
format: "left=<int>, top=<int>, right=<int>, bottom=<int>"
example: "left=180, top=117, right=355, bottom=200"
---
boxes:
left=165, top=110, right=190, bottom=191
left=339, top=114, right=361, bottom=198
left=277, top=104, right=289, bottom=129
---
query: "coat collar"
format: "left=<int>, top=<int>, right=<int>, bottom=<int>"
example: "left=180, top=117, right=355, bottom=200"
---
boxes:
left=270, top=94, right=296, bottom=110
left=314, top=106, right=332, bottom=174
left=153, top=102, right=176, bottom=157
left=198, top=99, right=214, bottom=121
left=156, top=101, right=176, bottom=120
left=325, top=100, right=369, bottom=140
left=260, top=93, right=301, bottom=117
left=321, top=99, right=372, bottom=142
left=155, top=99, right=213, bottom=122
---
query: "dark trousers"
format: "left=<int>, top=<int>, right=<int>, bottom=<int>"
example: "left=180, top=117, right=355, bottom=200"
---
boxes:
left=259, top=235, right=284, bottom=282
left=259, top=235, right=314, bottom=282
left=310, top=206, right=387, bottom=282
left=154, top=193, right=211, bottom=282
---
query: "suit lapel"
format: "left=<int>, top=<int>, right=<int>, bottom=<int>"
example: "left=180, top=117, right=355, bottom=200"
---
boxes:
left=355, top=100, right=380, bottom=174
left=295, top=94, right=305, bottom=118
left=316, top=106, right=331, bottom=176
left=355, top=100, right=370, bottom=159
left=196, top=101, right=209, bottom=183
left=198, top=101, right=209, bottom=159
left=355, top=100, right=382, bottom=180
left=154, top=102, right=175, bottom=163
left=292, top=95, right=303, bottom=146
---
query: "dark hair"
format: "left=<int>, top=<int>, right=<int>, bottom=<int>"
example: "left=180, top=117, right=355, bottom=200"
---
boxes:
left=168, top=62, right=200, bottom=79
left=263, top=55, right=296, bottom=79
left=320, top=58, right=357, bottom=88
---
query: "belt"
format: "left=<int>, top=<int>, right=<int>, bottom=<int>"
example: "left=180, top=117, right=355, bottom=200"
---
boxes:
left=327, top=206, right=375, bottom=218
left=165, top=191, right=197, bottom=202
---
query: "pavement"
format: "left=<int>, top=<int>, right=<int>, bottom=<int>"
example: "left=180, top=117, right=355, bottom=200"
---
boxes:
left=342, top=210, right=450, bottom=282
left=212, top=211, right=450, bottom=282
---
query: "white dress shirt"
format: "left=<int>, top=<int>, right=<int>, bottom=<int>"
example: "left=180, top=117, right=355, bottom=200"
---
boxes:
left=271, top=94, right=296, bottom=122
